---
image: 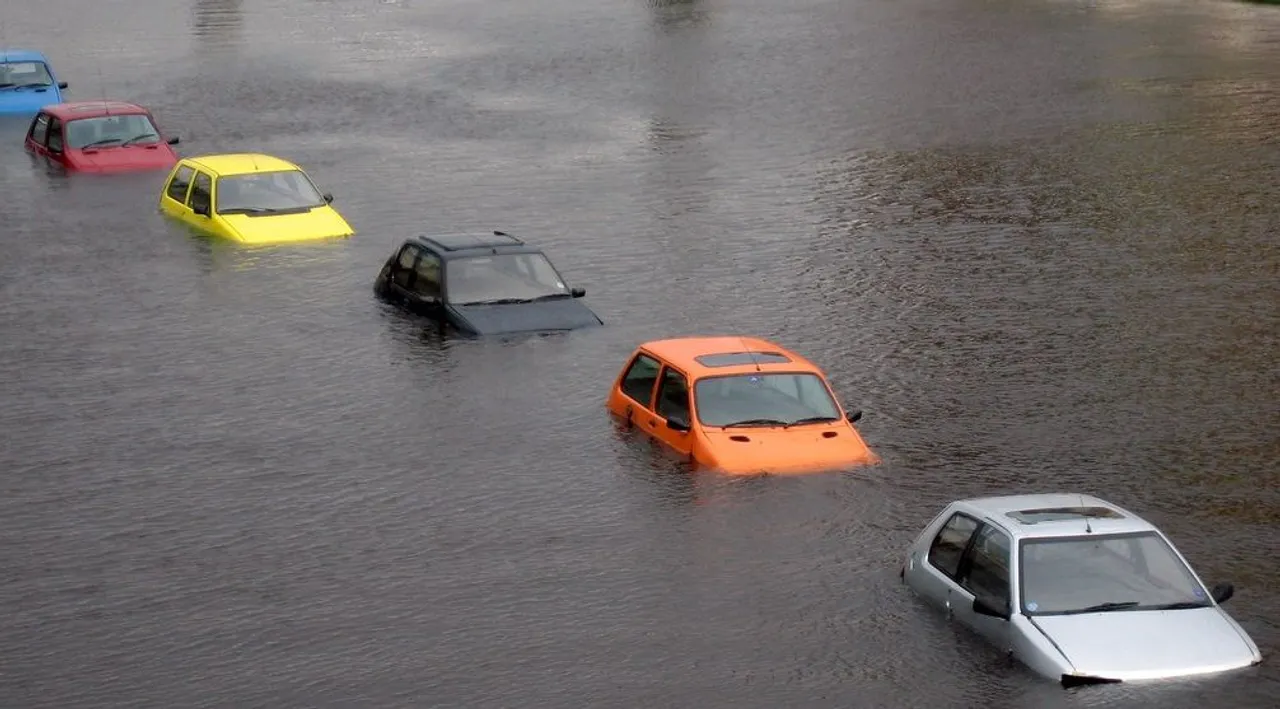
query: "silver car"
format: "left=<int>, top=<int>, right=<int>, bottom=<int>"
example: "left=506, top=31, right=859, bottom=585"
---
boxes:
left=901, top=493, right=1262, bottom=686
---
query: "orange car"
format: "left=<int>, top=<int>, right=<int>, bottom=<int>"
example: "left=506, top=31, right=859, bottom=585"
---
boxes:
left=606, top=336, right=880, bottom=475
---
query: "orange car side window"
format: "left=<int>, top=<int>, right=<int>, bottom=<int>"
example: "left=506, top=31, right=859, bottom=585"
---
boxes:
left=620, top=354, right=660, bottom=408
left=654, top=368, right=691, bottom=422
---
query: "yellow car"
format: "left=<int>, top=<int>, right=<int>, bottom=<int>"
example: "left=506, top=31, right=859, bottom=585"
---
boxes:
left=158, top=153, right=354, bottom=245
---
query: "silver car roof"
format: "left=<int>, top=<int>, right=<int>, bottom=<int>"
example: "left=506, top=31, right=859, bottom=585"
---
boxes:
left=950, top=493, right=1160, bottom=541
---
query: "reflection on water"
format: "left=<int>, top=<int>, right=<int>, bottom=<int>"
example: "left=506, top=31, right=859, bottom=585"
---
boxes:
left=647, top=0, right=708, bottom=31
left=192, top=0, right=243, bottom=46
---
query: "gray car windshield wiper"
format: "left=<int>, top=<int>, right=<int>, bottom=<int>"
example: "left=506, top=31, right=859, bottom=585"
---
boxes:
left=121, top=133, right=159, bottom=146
left=463, top=298, right=533, bottom=305
left=1064, top=601, right=1140, bottom=614
left=785, top=415, right=839, bottom=427
left=720, top=418, right=789, bottom=428
left=529, top=293, right=571, bottom=301
left=15, top=82, right=51, bottom=89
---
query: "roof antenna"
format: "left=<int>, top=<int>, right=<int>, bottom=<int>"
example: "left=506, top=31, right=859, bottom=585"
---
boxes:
left=96, top=63, right=109, bottom=114
left=739, top=336, right=762, bottom=372
left=1078, top=493, right=1093, bottom=534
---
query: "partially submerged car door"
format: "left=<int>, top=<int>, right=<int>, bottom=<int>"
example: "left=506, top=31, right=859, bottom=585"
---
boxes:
left=25, top=111, right=51, bottom=157
left=44, top=115, right=67, bottom=166
left=185, top=170, right=215, bottom=232
left=614, top=352, right=662, bottom=434
left=162, top=164, right=195, bottom=216
left=917, top=511, right=1014, bottom=650
left=651, top=365, right=694, bottom=457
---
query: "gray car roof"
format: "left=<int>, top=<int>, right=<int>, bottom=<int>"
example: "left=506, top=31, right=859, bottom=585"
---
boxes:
left=952, top=493, right=1159, bottom=540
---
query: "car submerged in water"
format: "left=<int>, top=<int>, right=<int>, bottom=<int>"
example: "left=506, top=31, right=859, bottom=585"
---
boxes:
left=24, top=101, right=180, bottom=173
left=0, top=50, right=69, bottom=115
left=901, top=493, right=1261, bottom=687
left=373, top=231, right=602, bottom=336
left=605, top=336, right=879, bottom=475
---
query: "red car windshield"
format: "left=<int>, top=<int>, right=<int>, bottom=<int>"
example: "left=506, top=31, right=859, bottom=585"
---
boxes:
left=65, top=115, right=159, bottom=149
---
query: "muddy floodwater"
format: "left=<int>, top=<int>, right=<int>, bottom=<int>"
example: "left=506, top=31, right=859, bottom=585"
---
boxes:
left=1, top=1, right=1277, bottom=707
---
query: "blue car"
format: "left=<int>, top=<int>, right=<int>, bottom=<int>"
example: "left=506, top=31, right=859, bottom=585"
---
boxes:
left=0, top=50, right=69, bottom=116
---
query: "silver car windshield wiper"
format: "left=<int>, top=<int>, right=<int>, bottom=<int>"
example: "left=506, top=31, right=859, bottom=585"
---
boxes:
left=1141, top=600, right=1210, bottom=611
left=1063, top=601, right=1140, bottom=615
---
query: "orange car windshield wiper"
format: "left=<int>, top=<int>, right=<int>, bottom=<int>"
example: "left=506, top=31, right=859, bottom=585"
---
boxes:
left=785, top=415, right=838, bottom=427
left=720, top=418, right=788, bottom=428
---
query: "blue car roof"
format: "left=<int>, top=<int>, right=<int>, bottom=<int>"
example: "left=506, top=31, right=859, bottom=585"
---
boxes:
left=0, top=50, right=52, bottom=63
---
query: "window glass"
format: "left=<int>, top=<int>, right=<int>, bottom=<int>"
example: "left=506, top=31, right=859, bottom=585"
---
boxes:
left=964, top=526, right=1012, bottom=607
left=1020, top=532, right=1208, bottom=615
left=620, top=354, right=661, bottom=408
left=189, top=172, right=212, bottom=212
left=0, top=61, right=54, bottom=86
left=64, top=114, right=159, bottom=149
left=693, top=373, right=841, bottom=427
left=444, top=253, right=569, bottom=305
left=215, top=170, right=326, bottom=213
left=927, top=513, right=979, bottom=579
left=166, top=166, right=195, bottom=203
left=29, top=113, right=49, bottom=145
left=392, top=246, right=418, bottom=289
left=412, top=252, right=442, bottom=299
left=46, top=118, right=63, bottom=152
left=655, top=368, right=691, bottom=422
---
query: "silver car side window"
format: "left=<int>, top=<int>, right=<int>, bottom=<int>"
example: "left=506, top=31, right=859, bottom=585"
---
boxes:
left=927, top=513, right=980, bottom=579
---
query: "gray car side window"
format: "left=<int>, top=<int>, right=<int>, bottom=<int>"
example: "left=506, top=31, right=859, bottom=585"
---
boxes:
left=927, top=513, right=980, bottom=579
left=963, top=525, right=1012, bottom=607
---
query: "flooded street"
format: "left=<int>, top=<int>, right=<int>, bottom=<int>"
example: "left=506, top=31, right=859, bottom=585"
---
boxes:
left=1, top=0, right=1277, bottom=706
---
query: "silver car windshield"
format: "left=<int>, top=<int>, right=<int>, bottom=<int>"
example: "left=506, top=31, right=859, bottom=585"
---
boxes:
left=215, top=170, right=326, bottom=214
left=445, top=253, right=570, bottom=305
left=693, top=373, right=841, bottom=427
left=1020, top=532, right=1211, bottom=615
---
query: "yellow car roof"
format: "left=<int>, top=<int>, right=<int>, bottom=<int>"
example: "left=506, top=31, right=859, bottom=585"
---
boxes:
left=184, top=153, right=301, bottom=176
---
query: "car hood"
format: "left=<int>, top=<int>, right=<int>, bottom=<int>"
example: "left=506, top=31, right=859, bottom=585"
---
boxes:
left=698, top=424, right=879, bottom=475
left=69, top=145, right=178, bottom=172
left=0, top=87, right=59, bottom=114
left=1032, top=607, right=1260, bottom=681
left=219, top=206, right=354, bottom=245
left=448, top=298, right=602, bottom=335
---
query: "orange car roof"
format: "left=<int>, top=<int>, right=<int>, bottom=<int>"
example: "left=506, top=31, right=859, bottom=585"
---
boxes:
left=637, top=336, right=822, bottom=378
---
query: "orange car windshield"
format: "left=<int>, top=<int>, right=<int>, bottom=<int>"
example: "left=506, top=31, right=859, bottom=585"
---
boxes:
left=694, top=372, right=841, bottom=427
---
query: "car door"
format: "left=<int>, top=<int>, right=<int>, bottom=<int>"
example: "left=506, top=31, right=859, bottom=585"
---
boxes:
left=185, top=170, right=215, bottom=233
left=44, top=116, right=67, bottom=167
left=386, top=244, right=423, bottom=306
left=161, top=165, right=195, bottom=217
left=950, top=524, right=1014, bottom=651
left=615, top=352, right=662, bottom=436
left=915, top=512, right=981, bottom=613
left=25, top=111, right=50, bottom=157
left=651, top=365, right=694, bottom=457
left=406, top=250, right=445, bottom=319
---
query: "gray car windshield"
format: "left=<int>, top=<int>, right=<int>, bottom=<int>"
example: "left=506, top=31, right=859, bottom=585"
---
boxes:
left=1020, top=532, right=1210, bottom=615
left=445, top=253, right=570, bottom=305
left=65, top=114, right=160, bottom=149
left=694, top=373, right=841, bottom=427
left=0, top=61, right=53, bottom=87
left=216, top=170, right=326, bottom=214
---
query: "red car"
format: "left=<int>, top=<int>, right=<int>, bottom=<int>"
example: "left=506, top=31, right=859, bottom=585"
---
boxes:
left=24, top=101, right=180, bottom=173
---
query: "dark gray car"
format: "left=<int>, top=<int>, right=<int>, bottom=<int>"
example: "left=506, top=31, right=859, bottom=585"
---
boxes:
left=373, top=230, right=603, bottom=336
